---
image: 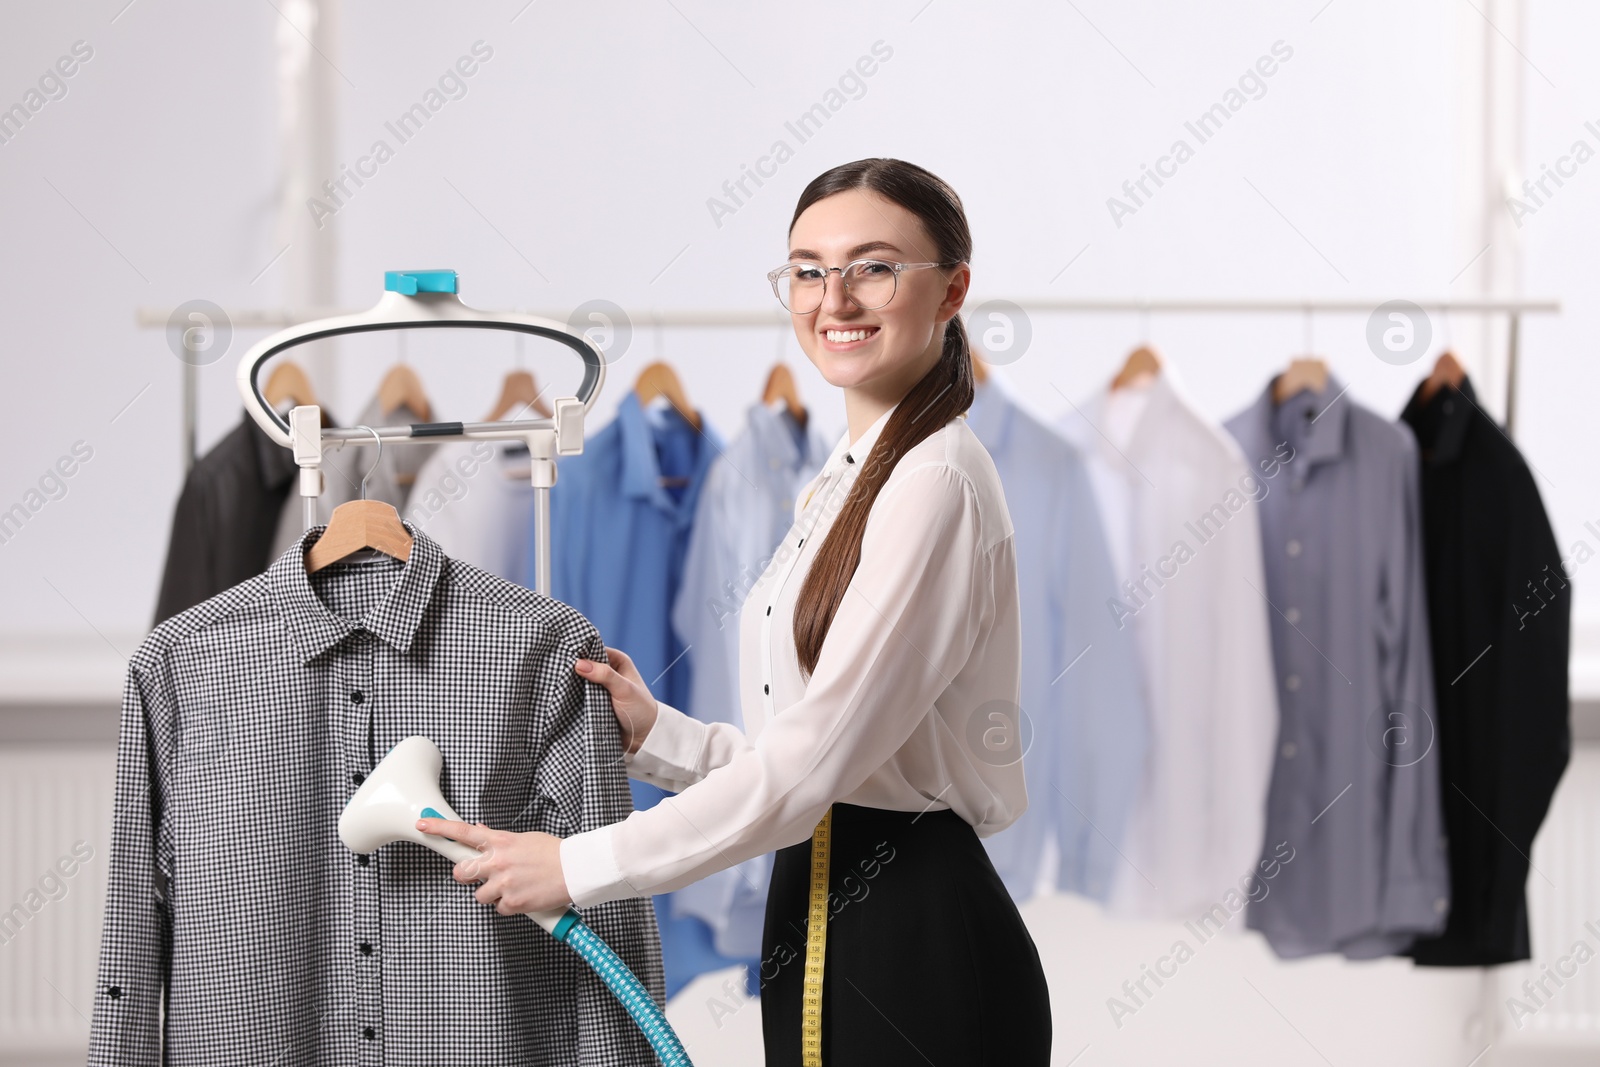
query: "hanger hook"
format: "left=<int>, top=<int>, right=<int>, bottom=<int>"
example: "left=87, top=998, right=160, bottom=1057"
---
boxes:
left=355, top=425, right=382, bottom=501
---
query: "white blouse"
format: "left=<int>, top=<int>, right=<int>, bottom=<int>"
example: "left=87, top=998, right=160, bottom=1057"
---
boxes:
left=560, top=399, right=1026, bottom=907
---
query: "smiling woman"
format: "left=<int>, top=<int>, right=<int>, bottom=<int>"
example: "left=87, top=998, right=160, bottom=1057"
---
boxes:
left=423, top=157, right=1051, bottom=1066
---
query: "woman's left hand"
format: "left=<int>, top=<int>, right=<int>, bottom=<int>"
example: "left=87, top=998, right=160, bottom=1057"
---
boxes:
left=415, top=818, right=572, bottom=916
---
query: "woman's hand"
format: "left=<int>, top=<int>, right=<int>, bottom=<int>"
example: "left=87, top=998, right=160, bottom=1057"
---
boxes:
left=414, top=818, right=571, bottom=916
left=574, top=646, right=658, bottom=756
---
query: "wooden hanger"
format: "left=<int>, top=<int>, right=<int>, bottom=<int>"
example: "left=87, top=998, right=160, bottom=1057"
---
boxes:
left=305, top=428, right=413, bottom=573
left=264, top=361, right=317, bottom=408
left=634, top=361, right=702, bottom=433
left=970, top=349, right=989, bottom=384
left=762, top=362, right=807, bottom=431
left=1418, top=350, right=1466, bottom=403
left=378, top=364, right=433, bottom=423
left=1272, top=357, right=1330, bottom=404
left=1111, top=344, right=1162, bottom=390
left=485, top=369, right=552, bottom=421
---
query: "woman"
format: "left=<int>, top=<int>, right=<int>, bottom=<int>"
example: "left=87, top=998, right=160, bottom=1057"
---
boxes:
left=420, top=158, right=1052, bottom=1064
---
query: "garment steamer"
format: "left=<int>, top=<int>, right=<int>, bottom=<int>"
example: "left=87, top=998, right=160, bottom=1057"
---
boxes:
left=235, top=270, right=693, bottom=1064
left=341, top=737, right=692, bottom=1066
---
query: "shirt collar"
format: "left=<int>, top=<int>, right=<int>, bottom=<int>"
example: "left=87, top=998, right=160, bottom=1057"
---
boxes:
left=1400, top=372, right=1476, bottom=465
left=1093, top=367, right=1182, bottom=467
left=268, top=519, right=444, bottom=663
left=250, top=411, right=302, bottom=493
left=746, top=400, right=804, bottom=471
left=818, top=398, right=900, bottom=478
left=617, top=390, right=720, bottom=524
left=1237, top=369, right=1351, bottom=470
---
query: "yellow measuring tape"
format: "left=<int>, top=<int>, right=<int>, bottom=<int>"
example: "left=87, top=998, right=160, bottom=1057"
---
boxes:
left=801, top=806, right=833, bottom=1065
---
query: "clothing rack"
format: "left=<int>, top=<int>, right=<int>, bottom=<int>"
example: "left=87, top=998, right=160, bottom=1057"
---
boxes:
left=137, top=295, right=1559, bottom=470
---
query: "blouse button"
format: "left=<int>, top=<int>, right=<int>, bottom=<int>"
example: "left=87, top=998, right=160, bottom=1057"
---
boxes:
left=764, top=684, right=770, bottom=694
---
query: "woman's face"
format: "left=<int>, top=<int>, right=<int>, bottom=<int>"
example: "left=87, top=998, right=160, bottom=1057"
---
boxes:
left=785, top=188, right=967, bottom=394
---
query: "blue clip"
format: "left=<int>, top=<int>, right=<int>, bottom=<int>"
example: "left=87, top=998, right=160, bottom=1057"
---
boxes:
left=384, top=270, right=458, bottom=295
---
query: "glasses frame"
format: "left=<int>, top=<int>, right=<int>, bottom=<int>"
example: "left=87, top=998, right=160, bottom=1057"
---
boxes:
left=766, top=257, right=962, bottom=313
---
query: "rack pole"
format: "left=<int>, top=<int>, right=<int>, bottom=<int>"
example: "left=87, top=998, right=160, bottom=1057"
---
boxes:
left=183, top=359, right=197, bottom=472
left=1506, top=312, right=1521, bottom=437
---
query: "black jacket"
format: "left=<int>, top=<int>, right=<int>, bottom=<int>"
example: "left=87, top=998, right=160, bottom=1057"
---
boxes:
left=1400, top=374, right=1570, bottom=966
left=153, top=414, right=299, bottom=625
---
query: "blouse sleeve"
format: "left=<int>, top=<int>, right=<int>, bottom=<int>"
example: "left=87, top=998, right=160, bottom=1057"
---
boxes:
left=561, top=463, right=992, bottom=907
left=620, top=698, right=753, bottom=794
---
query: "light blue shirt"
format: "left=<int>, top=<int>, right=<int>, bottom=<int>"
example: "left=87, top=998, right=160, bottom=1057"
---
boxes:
left=667, top=401, right=831, bottom=960
left=967, top=380, right=1150, bottom=903
left=1226, top=375, right=1448, bottom=959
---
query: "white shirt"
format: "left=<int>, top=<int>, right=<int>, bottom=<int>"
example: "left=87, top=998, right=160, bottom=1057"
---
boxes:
left=405, top=440, right=536, bottom=585
left=560, top=400, right=1026, bottom=907
left=1058, top=369, right=1279, bottom=920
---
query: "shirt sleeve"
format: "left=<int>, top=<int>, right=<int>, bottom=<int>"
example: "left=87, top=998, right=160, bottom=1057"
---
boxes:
left=88, top=659, right=178, bottom=1066
left=1376, top=427, right=1450, bottom=933
left=561, top=463, right=991, bottom=907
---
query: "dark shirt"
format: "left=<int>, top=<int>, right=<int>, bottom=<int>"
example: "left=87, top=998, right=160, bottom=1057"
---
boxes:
left=1401, top=374, right=1571, bottom=966
left=153, top=415, right=299, bottom=625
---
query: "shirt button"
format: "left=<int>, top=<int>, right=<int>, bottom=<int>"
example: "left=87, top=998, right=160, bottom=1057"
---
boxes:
left=357, top=854, right=370, bottom=867
left=359, top=942, right=373, bottom=956
left=1285, top=674, right=1301, bottom=691
left=352, top=773, right=366, bottom=786
left=764, top=684, right=770, bottom=694
left=846, top=454, right=855, bottom=464
left=1286, top=539, right=1302, bottom=558
left=766, top=605, right=772, bottom=616
left=363, top=1027, right=376, bottom=1040
left=350, top=690, right=365, bottom=705
left=1285, top=607, right=1301, bottom=624
left=798, top=537, right=804, bottom=548
left=1281, top=742, right=1297, bottom=759
left=108, top=986, right=122, bottom=1000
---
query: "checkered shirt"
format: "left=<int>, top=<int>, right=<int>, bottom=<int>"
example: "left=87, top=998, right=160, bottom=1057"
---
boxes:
left=88, top=523, right=665, bottom=1066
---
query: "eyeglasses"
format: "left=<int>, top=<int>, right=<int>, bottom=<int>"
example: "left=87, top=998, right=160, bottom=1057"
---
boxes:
left=766, top=258, right=959, bottom=314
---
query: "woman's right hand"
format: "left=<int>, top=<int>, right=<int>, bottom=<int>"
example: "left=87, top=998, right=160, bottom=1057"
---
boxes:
left=573, top=646, right=658, bottom=756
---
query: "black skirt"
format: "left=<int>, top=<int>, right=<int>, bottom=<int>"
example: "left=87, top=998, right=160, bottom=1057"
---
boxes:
left=759, top=802, right=1052, bottom=1065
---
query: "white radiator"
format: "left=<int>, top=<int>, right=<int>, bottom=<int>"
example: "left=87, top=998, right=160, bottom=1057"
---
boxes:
left=0, top=746, right=115, bottom=1063
left=1493, top=746, right=1600, bottom=1062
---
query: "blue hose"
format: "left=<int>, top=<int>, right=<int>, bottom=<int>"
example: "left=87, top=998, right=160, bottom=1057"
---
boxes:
left=552, top=908, right=694, bottom=1066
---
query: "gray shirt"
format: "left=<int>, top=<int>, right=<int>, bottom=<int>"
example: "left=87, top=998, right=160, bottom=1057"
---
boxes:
left=1225, top=374, right=1448, bottom=959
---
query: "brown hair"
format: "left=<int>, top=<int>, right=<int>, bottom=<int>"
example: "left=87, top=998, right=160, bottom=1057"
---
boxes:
left=789, top=158, right=975, bottom=677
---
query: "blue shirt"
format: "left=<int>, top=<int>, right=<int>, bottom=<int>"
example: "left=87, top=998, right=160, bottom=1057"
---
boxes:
left=966, top=380, right=1150, bottom=903
left=1226, top=374, right=1449, bottom=959
left=537, top=389, right=729, bottom=995
left=541, top=390, right=721, bottom=721
left=667, top=400, right=831, bottom=960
